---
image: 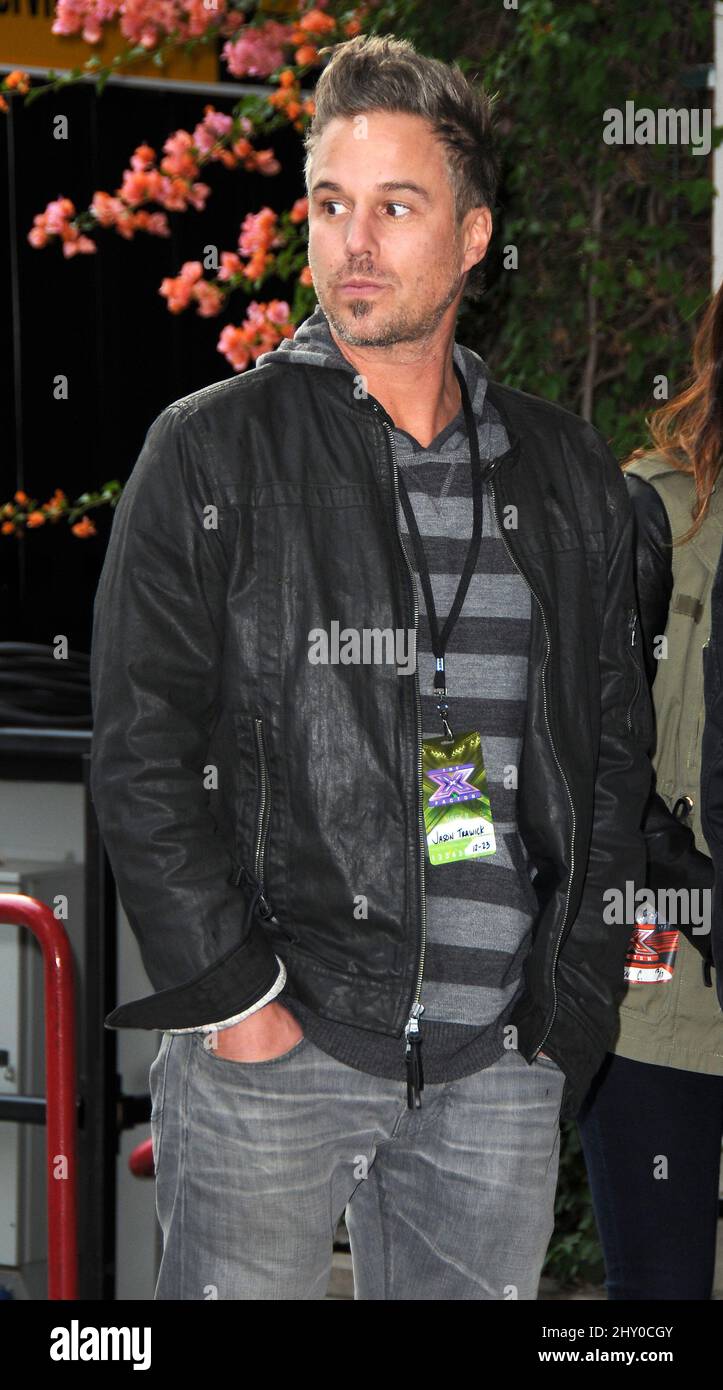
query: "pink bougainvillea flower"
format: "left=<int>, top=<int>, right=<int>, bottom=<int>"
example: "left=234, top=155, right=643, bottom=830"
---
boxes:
left=45, top=198, right=77, bottom=235
left=28, top=197, right=96, bottom=253
left=251, top=147, right=282, bottom=176
left=217, top=299, right=293, bottom=372
left=222, top=19, right=290, bottom=78
left=161, top=129, right=199, bottom=180
left=218, top=250, right=243, bottom=281
left=193, top=280, right=226, bottom=317
left=266, top=299, right=292, bottom=326
left=159, top=259, right=203, bottom=312
left=62, top=232, right=97, bottom=256
left=119, top=167, right=165, bottom=207
left=90, top=190, right=123, bottom=226
left=217, top=324, right=251, bottom=372
left=183, top=0, right=227, bottom=37
left=238, top=206, right=279, bottom=257
left=192, top=107, right=233, bottom=156
left=133, top=209, right=171, bottom=236
left=52, top=0, right=120, bottom=43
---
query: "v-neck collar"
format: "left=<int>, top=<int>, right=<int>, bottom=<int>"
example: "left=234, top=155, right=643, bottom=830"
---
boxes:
left=393, top=403, right=467, bottom=456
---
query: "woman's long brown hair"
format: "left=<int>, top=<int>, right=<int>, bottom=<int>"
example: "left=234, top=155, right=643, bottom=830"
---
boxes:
left=623, top=284, right=723, bottom=545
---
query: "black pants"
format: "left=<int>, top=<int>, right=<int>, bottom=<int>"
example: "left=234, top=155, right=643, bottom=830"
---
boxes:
left=577, top=1052, right=723, bottom=1299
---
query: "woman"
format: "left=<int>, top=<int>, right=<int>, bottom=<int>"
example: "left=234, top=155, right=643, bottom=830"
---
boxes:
left=577, top=284, right=723, bottom=1300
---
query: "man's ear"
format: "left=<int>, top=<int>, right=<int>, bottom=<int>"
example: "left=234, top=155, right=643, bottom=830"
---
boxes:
left=463, top=205, right=492, bottom=276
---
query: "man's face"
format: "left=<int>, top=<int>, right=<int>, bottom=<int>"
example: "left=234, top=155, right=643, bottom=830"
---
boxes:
left=307, top=110, right=490, bottom=349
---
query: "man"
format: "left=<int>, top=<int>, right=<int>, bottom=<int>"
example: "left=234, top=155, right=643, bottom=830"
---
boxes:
left=90, top=34, right=653, bottom=1300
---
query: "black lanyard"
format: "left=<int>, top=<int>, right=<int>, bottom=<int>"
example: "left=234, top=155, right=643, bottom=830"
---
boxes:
left=395, top=361, right=483, bottom=736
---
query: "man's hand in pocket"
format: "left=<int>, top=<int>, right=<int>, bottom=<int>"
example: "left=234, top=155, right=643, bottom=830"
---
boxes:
left=207, top=1002, right=304, bottom=1062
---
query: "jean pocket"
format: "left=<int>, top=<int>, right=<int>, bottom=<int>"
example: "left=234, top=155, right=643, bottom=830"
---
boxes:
left=149, top=1032, right=173, bottom=1110
left=192, top=1032, right=309, bottom=1071
left=149, top=1032, right=173, bottom=1170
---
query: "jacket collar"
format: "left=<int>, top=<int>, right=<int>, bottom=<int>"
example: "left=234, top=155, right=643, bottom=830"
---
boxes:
left=257, top=298, right=522, bottom=461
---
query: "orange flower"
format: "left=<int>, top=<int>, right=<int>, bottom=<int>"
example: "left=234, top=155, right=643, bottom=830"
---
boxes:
left=14, top=490, right=28, bottom=504
left=344, top=18, right=362, bottom=35
left=26, top=510, right=46, bottom=527
left=0, top=96, right=8, bottom=114
left=289, top=196, right=308, bottom=223
left=217, top=149, right=238, bottom=170
left=1, top=520, right=15, bottom=534
left=44, top=491, right=67, bottom=516
left=5, top=70, right=30, bottom=92
left=278, top=69, right=296, bottom=88
left=299, top=265, right=314, bottom=286
left=132, top=143, right=156, bottom=170
left=298, top=9, right=336, bottom=34
left=295, top=44, right=319, bottom=65
left=71, top=516, right=97, bottom=538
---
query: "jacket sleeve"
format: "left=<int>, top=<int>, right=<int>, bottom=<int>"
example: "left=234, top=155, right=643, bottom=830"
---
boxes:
left=625, top=473, right=713, bottom=966
left=90, top=402, right=284, bottom=1030
left=166, top=957, right=287, bottom=1034
left=544, top=430, right=655, bottom=1101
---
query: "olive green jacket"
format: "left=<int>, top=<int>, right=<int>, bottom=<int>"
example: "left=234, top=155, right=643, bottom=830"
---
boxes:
left=611, top=452, right=723, bottom=1074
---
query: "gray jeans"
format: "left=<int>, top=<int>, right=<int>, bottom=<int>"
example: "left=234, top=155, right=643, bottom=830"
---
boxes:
left=149, top=1029, right=565, bottom=1300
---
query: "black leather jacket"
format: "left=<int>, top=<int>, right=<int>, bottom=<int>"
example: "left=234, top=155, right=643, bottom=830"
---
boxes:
left=89, top=358, right=654, bottom=1121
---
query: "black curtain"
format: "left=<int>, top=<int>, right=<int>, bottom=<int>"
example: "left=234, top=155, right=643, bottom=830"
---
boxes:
left=0, top=76, right=303, bottom=649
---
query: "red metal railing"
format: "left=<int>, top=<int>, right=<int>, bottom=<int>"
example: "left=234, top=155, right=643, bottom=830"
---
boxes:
left=128, top=1137, right=154, bottom=1178
left=0, top=894, right=78, bottom=1299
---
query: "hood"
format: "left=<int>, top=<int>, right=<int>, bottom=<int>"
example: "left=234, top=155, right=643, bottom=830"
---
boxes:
left=255, top=302, right=493, bottom=456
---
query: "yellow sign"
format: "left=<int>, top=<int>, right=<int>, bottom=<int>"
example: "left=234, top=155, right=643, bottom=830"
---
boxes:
left=0, top=0, right=219, bottom=83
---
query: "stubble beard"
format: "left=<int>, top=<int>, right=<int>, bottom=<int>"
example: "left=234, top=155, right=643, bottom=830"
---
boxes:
left=316, top=262, right=466, bottom=349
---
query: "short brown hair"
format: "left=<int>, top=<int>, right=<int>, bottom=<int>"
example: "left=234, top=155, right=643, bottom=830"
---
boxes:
left=304, top=34, right=500, bottom=302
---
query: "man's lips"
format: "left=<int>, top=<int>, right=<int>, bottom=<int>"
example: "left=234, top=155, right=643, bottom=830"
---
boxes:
left=339, top=280, right=387, bottom=291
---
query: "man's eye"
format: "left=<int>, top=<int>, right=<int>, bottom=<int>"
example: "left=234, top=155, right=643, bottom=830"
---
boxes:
left=319, top=200, right=411, bottom=217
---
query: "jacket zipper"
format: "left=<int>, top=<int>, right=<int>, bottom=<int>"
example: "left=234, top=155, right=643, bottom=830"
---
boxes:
left=373, top=402, right=427, bottom=1108
left=252, top=715, right=273, bottom=917
left=235, top=716, right=297, bottom=939
left=626, top=607, right=641, bottom=735
left=488, top=465, right=576, bottom=1060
